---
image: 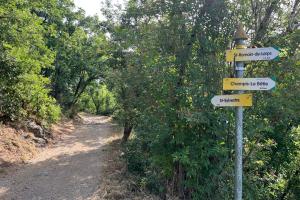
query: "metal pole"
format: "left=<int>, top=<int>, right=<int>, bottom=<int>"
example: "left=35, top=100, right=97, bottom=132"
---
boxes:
left=234, top=37, right=247, bottom=200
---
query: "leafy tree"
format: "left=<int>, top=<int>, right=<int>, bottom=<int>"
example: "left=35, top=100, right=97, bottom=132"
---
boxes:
left=29, top=0, right=111, bottom=114
left=106, top=0, right=300, bottom=199
left=79, top=82, right=116, bottom=115
left=0, top=0, right=60, bottom=124
left=55, top=29, right=110, bottom=112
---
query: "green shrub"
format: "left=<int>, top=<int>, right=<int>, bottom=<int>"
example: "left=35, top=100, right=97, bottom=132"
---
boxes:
left=0, top=0, right=60, bottom=125
left=125, top=134, right=166, bottom=195
left=78, top=83, right=116, bottom=115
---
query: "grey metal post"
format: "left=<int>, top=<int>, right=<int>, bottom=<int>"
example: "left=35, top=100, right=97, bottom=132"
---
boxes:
left=233, top=24, right=248, bottom=200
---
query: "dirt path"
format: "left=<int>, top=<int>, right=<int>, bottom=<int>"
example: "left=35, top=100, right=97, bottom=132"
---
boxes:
left=0, top=114, right=122, bottom=200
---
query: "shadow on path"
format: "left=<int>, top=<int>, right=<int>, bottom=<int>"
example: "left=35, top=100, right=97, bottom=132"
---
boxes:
left=0, top=114, right=122, bottom=200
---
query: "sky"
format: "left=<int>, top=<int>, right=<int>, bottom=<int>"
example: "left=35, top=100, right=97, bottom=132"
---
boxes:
left=74, top=0, right=126, bottom=18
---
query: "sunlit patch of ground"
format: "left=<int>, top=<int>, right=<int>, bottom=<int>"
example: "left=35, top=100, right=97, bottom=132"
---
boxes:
left=0, top=113, right=160, bottom=200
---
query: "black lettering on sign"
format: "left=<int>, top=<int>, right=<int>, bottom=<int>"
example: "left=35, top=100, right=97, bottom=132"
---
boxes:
left=220, top=98, right=240, bottom=103
left=261, top=52, right=272, bottom=56
left=257, top=82, right=268, bottom=86
left=239, top=53, right=253, bottom=57
left=231, top=82, right=249, bottom=86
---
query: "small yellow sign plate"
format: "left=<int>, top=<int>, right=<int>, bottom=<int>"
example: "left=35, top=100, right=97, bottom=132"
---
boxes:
left=211, top=94, right=252, bottom=107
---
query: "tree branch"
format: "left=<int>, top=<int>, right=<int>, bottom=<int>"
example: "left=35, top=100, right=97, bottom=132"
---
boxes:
left=286, top=0, right=300, bottom=33
left=254, top=0, right=280, bottom=43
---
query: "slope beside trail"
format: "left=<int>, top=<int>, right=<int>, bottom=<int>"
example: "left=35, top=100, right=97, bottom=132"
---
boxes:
left=0, top=114, right=122, bottom=200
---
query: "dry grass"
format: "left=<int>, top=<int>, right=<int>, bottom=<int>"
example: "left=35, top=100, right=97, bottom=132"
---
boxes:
left=0, top=117, right=76, bottom=171
left=0, top=117, right=76, bottom=174
left=0, top=125, right=38, bottom=171
left=92, top=139, right=160, bottom=200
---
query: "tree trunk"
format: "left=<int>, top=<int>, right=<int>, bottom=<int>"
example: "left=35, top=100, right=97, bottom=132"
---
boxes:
left=286, top=0, right=300, bottom=33
left=254, top=0, right=280, bottom=42
left=122, top=120, right=133, bottom=143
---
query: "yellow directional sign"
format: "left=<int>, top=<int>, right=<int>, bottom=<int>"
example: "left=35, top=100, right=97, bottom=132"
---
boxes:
left=223, top=78, right=276, bottom=91
left=226, top=47, right=280, bottom=62
left=211, top=94, right=252, bottom=107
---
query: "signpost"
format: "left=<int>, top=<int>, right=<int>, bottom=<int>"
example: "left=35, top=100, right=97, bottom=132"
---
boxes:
left=223, top=78, right=276, bottom=91
left=211, top=94, right=252, bottom=107
left=211, top=23, right=278, bottom=200
left=231, top=26, right=247, bottom=200
left=226, top=47, right=280, bottom=62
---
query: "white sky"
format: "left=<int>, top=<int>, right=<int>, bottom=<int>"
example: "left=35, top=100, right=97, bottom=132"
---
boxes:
left=74, top=0, right=126, bottom=19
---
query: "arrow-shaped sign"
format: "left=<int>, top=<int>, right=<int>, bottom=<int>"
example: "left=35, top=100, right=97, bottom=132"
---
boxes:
left=223, top=78, right=276, bottom=91
left=226, top=47, right=280, bottom=62
left=211, top=94, right=252, bottom=107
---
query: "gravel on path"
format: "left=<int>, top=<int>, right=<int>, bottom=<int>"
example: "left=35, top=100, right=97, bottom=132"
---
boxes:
left=0, top=114, right=121, bottom=200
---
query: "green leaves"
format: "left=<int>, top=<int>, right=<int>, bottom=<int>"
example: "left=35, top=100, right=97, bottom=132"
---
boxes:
left=0, top=0, right=60, bottom=124
left=107, top=0, right=300, bottom=199
left=78, top=83, right=116, bottom=115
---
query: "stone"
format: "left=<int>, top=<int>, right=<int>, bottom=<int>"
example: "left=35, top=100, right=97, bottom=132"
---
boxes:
left=26, top=121, right=45, bottom=138
left=32, top=137, right=47, bottom=147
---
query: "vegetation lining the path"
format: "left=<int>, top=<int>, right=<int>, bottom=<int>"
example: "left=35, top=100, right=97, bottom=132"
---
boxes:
left=104, top=1, right=300, bottom=199
left=0, top=0, right=299, bottom=199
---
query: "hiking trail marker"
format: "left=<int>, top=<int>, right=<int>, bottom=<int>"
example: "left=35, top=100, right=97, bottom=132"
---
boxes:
left=223, top=78, right=276, bottom=91
left=211, top=23, right=279, bottom=200
left=226, top=47, right=280, bottom=62
left=211, top=94, right=252, bottom=107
